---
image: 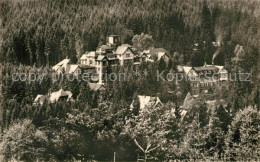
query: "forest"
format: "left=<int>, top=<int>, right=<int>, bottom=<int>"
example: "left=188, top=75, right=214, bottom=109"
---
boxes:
left=0, top=0, right=259, bottom=161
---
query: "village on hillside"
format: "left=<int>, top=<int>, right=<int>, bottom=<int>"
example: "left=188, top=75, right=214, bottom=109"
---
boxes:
left=34, top=34, right=230, bottom=117
left=1, top=0, right=259, bottom=161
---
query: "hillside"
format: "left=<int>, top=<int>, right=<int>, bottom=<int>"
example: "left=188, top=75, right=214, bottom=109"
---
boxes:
left=1, top=0, right=259, bottom=66
left=0, top=0, right=259, bottom=161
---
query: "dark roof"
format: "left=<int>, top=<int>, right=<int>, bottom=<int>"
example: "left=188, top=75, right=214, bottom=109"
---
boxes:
left=78, top=64, right=96, bottom=69
left=149, top=48, right=170, bottom=58
left=99, top=45, right=115, bottom=50
left=150, top=48, right=169, bottom=54
left=96, top=55, right=107, bottom=61
left=108, top=35, right=119, bottom=37
left=107, top=54, right=119, bottom=60
left=194, top=66, right=219, bottom=72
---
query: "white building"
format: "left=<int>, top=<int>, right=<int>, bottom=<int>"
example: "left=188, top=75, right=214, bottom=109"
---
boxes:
left=79, top=51, right=96, bottom=66
left=33, top=88, right=74, bottom=105
left=130, top=95, right=163, bottom=112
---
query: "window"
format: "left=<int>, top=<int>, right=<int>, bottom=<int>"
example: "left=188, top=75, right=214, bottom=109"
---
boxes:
left=126, top=53, right=130, bottom=57
left=90, top=60, right=93, bottom=65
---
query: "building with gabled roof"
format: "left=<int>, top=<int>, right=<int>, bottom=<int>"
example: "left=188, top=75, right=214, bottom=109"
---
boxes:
left=33, top=95, right=50, bottom=105
left=79, top=51, right=96, bottom=66
left=52, top=58, right=71, bottom=73
left=33, top=88, right=74, bottom=105
left=88, top=83, right=106, bottom=91
left=148, top=48, right=170, bottom=61
left=115, top=45, right=136, bottom=66
left=177, top=64, right=229, bottom=95
left=130, top=95, right=163, bottom=112
left=66, top=64, right=82, bottom=75
left=51, top=35, right=166, bottom=83
left=49, top=88, right=73, bottom=103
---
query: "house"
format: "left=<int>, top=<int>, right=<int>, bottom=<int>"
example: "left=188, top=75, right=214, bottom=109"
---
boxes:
left=52, top=59, right=81, bottom=75
left=142, top=50, right=154, bottom=62
left=88, top=83, right=106, bottom=91
left=130, top=95, right=163, bottom=112
left=33, top=95, right=49, bottom=105
left=52, top=58, right=71, bottom=73
left=33, top=88, right=74, bottom=105
left=115, top=45, right=135, bottom=66
left=49, top=88, right=74, bottom=103
left=66, top=64, right=82, bottom=75
left=177, top=64, right=229, bottom=95
left=148, top=48, right=170, bottom=62
left=79, top=51, right=96, bottom=66
left=133, top=52, right=148, bottom=65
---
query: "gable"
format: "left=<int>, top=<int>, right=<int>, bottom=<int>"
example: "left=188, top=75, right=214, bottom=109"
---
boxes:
left=188, top=69, right=198, bottom=77
left=124, top=48, right=134, bottom=57
left=52, top=59, right=70, bottom=71
left=116, top=46, right=128, bottom=55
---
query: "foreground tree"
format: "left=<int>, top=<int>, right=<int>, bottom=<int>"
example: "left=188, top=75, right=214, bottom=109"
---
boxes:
left=123, top=104, right=175, bottom=161
left=132, top=33, right=154, bottom=51
left=224, top=106, right=260, bottom=161
left=0, top=119, right=50, bottom=161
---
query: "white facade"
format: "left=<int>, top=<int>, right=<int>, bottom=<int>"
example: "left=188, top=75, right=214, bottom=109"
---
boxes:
left=79, top=51, right=96, bottom=66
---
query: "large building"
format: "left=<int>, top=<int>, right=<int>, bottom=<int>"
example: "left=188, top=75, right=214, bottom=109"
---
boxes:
left=53, top=35, right=172, bottom=83
left=177, top=64, right=229, bottom=95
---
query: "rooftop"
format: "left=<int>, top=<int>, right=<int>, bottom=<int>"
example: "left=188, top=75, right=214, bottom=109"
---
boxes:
left=52, top=59, right=70, bottom=71
left=80, top=51, right=96, bottom=59
left=130, top=95, right=162, bottom=111
left=67, top=64, right=80, bottom=73
left=115, top=46, right=129, bottom=55
left=96, top=55, right=107, bottom=61
left=88, top=83, right=105, bottom=91
left=49, top=88, right=73, bottom=103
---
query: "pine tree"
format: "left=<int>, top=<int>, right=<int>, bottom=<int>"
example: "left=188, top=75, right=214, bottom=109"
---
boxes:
left=201, top=0, right=212, bottom=42
left=224, top=106, right=260, bottom=161
left=132, top=92, right=140, bottom=116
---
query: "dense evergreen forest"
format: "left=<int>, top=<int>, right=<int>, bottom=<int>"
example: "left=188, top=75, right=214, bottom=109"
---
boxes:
left=1, top=0, right=259, bottom=66
left=0, top=0, right=259, bottom=161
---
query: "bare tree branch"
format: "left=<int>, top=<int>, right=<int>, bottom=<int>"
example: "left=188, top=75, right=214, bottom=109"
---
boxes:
left=147, top=145, right=160, bottom=153
left=134, top=138, right=145, bottom=153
